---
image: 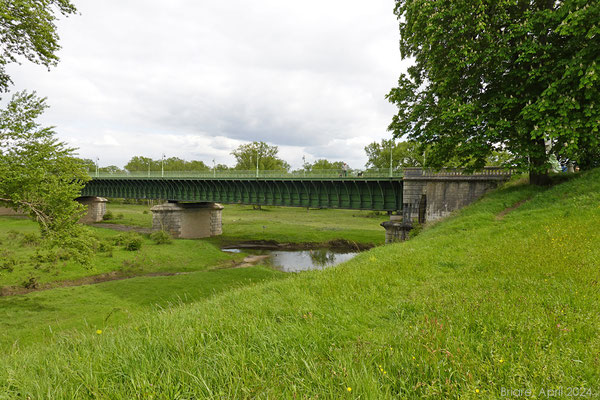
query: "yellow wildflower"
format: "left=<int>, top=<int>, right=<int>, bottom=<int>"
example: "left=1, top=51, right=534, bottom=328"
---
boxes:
left=96, top=329, right=102, bottom=335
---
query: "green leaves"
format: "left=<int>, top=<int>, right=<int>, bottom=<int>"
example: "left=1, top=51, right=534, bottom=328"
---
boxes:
left=388, top=0, right=600, bottom=180
left=0, top=0, right=77, bottom=93
left=0, top=91, right=92, bottom=263
left=231, top=141, right=290, bottom=171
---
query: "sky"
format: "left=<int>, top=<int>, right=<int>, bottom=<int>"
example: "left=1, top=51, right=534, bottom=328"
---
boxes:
left=6, top=0, right=409, bottom=170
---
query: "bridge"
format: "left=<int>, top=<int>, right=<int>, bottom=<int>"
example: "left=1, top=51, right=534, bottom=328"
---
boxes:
left=78, top=168, right=512, bottom=242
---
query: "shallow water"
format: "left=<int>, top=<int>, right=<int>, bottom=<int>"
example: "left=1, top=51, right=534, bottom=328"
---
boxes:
left=222, top=248, right=358, bottom=272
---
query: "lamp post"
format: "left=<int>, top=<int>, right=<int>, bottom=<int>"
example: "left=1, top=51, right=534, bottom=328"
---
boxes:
left=302, top=155, right=306, bottom=177
left=95, top=157, right=99, bottom=177
left=213, top=159, right=216, bottom=178
left=147, top=161, right=150, bottom=177
left=389, top=139, right=393, bottom=177
left=161, top=153, right=165, bottom=178
left=256, top=149, right=260, bottom=178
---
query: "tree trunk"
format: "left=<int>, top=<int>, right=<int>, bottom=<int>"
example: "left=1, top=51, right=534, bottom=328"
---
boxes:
left=529, top=138, right=552, bottom=185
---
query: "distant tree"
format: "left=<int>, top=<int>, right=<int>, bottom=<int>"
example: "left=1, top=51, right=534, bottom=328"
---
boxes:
left=124, top=156, right=157, bottom=172
left=304, top=159, right=345, bottom=171
left=231, top=141, right=290, bottom=171
left=0, top=0, right=77, bottom=93
left=99, top=165, right=123, bottom=174
left=387, top=0, right=600, bottom=184
left=80, top=158, right=96, bottom=173
left=0, top=92, right=91, bottom=249
left=124, top=156, right=210, bottom=172
left=364, top=140, right=424, bottom=171
left=214, top=163, right=230, bottom=171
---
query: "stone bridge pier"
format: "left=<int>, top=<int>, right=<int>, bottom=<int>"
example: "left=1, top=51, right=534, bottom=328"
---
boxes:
left=151, top=202, right=223, bottom=239
left=76, top=196, right=107, bottom=223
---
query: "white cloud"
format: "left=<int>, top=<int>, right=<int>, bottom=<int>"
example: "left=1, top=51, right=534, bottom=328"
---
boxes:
left=5, top=0, right=408, bottom=169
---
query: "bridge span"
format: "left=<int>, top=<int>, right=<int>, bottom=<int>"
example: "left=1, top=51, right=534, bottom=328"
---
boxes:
left=78, top=168, right=511, bottom=242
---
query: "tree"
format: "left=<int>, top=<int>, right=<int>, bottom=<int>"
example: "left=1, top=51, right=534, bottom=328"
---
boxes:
left=304, top=159, right=346, bottom=172
left=0, top=0, right=77, bottom=93
left=0, top=92, right=90, bottom=244
left=387, top=0, right=600, bottom=184
left=364, top=140, right=425, bottom=170
left=231, top=141, right=290, bottom=171
left=124, top=156, right=210, bottom=173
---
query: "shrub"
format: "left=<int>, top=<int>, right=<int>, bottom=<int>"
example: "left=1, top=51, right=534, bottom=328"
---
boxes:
left=102, top=210, right=114, bottom=221
left=142, top=210, right=149, bottom=215
left=21, top=232, right=40, bottom=246
left=150, top=230, right=172, bottom=245
left=114, top=232, right=143, bottom=251
left=116, top=213, right=124, bottom=220
left=21, top=276, right=39, bottom=289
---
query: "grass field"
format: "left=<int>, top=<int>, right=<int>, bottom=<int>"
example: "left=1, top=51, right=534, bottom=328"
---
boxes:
left=104, top=202, right=390, bottom=245
left=1, top=170, right=598, bottom=398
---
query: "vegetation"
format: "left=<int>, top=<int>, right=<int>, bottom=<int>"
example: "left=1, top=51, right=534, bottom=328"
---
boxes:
left=387, top=0, right=600, bottom=183
left=0, top=0, right=76, bottom=93
left=0, top=218, right=240, bottom=289
left=2, top=167, right=598, bottom=397
left=102, top=202, right=388, bottom=245
left=231, top=141, right=290, bottom=171
left=0, top=92, right=94, bottom=263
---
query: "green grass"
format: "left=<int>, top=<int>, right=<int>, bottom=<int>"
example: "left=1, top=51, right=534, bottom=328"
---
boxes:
left=0, top=219, right=238, bottom=288
left=0, top=266, right=284, bottom=350
left=2, top=170, right=599, bottom=398
left=104, top=202, right=389, bottom=245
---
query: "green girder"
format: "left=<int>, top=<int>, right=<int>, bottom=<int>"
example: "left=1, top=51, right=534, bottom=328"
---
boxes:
left=81, top=177, right=403, bottom=211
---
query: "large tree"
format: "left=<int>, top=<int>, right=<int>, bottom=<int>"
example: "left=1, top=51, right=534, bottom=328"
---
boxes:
left=231, top=141, right=290, bottom=171
left=0, top=0, right=77, bottom=93
left=387, top=0, right=600, bottom=184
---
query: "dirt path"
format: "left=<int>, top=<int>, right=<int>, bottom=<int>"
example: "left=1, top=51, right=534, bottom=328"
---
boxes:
left=496, top=197, right=532, bottom=220
left=93, top=223, right=153, bottom=234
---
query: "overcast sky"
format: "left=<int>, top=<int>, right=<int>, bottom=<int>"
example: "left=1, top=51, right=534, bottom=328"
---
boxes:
left=7, top=0, right=408, bottom=170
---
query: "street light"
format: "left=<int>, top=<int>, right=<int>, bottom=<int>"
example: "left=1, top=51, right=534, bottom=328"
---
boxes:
left=213, top=159, right=216, bottom=178
left=389, top=139, right=394, bottom=177
left=161, top=153, right=165, bottom=178
left=302, top=155, right=306, bottom=177
left=256, top=149, right=260, bottom=178
left=95, top=157, right=99, bottom=177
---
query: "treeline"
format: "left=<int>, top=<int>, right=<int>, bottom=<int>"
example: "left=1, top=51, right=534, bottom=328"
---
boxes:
left=83, top=140, right=519, bottom=174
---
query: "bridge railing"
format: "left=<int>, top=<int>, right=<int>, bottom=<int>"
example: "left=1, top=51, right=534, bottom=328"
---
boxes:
left=88, top=168, right=405, bottom=179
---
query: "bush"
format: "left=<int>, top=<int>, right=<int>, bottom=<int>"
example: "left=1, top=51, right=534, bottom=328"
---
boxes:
left=21, top=232, right=40, bottom=246
left=102, top=210, right=114, bottom=221
left=150, top=230, right=172, bottom=245
left=113, top=232, right=143, bottom=251
left=116, top=213, right=124, bottom=220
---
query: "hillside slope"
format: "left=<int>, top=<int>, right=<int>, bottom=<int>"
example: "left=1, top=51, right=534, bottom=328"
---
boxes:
left=2, top=170, right=599, bottom=399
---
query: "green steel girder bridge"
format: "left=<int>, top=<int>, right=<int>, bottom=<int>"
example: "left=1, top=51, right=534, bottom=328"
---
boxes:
left=81, top=170, right=404, bottom=211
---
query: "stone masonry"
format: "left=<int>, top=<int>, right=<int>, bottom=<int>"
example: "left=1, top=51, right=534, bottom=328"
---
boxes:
left=382, top=168, right=511, bottom=243
left=151, top=202, right=223, bottom=239
left=76, top=196, right=107, bottom=223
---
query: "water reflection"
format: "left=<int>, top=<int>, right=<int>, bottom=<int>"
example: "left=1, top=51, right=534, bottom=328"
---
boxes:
left=223, top=247, right=358, bottom=272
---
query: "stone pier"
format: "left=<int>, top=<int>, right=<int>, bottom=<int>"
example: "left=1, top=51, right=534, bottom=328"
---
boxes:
left=151, top=202, right=223, bottom=239
left=381, top=215, right=413, bottom=243
left=76, top=196, right=108, bottom=223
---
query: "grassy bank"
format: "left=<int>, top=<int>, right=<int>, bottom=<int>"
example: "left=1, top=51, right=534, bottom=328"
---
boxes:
left=0, top=218, right=238, bottom=288
left=2, top=170, right=598, bottom=398
left=0, top=267, right=284, bottom=350
left=104, top=203, right=389, bottom=245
